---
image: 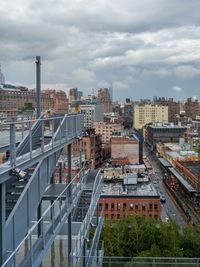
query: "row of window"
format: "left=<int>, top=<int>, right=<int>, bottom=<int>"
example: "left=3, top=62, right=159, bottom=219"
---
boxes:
left=105, top=214, right=159, bottom=220
left=99, top=202, right=158, bottom=211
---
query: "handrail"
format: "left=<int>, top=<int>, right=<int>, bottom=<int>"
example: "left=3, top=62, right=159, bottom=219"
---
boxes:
left=2, top=161, right=87, bottom=267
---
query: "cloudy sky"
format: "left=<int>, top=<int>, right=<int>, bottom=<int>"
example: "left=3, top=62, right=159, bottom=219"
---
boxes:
left=0, top=0, right=200, bottom=101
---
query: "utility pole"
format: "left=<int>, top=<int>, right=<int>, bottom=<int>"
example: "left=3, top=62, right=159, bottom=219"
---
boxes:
left=36, top=56, right=41, bottom=119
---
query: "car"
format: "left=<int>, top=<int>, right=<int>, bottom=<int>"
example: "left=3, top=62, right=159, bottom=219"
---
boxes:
left=160, top=195, right=166, bottom=203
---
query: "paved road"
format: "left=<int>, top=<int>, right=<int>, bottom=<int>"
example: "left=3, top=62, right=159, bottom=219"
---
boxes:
left=144, top=145, right=186, bottom=226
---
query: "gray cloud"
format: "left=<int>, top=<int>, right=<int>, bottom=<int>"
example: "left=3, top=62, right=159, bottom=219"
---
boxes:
left=0, top=0, right=200, bottom=100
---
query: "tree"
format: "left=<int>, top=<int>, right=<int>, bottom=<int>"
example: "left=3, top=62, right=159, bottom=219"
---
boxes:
left=101, top=215, right=200, bottom=257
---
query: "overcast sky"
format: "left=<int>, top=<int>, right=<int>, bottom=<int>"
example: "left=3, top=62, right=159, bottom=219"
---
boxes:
left=0, top=0, right=200, bottom=101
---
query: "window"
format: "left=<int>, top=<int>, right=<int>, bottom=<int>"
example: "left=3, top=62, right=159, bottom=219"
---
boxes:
left=142, top=203, right=146, bottom=211
left=99, top=203, right=102, bottom=210
left=105, top=203, right=108, bottom=211
left=154, top=214, right=158, bottom=221
left=130, top=203, right=133, bottom=210
left=117, top=214, right=120, bottom=220
left=135, top=203, right=138, bottom=211
left=111, top=203, right=114, bottom=211
left=123, top=203, right=126, bottom=211
left=111, top=214, right=114, bottom=220
left=149, top=203, right=152, bottom=211
left=105, top=214, right=108, bottom=220
left=117, top=203, right=120, bottom=210
left=154, top=203, right=158, bottom=210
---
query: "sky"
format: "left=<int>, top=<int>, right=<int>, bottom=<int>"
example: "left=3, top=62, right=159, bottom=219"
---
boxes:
left=0, top=0, right=200, bottom=101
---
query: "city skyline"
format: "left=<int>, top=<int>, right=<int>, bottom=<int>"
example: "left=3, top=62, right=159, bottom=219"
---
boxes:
left=0, top=0, right=200, bottom=101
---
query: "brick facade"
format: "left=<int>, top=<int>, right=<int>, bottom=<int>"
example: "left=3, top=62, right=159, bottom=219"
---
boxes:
left=99, top=196, right=160, bottom=221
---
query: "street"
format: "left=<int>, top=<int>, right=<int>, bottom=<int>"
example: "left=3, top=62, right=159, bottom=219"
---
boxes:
left=144, top=145, right=186, bottom=226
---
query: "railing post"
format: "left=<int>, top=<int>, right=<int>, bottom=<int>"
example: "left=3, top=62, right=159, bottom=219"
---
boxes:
left=59, top=162, right=62, bottom=183
left=41, top=120, right=44, bottom=152
left=29, top=121, right=32, bottom=159
left=22, top=115, right=24, bottom=140
left=10, top=123, right=16, bottom=168
left=0, top=183, right=6, bottom=266
left=52, top=119, right=54, bottom=148
left=59, top=118, right=62, bottom=144
left=29, top=233, right=33, bottom=265
left=80, top=147, right=82, bottom=182
left=68, top=143, right=72, bottom=267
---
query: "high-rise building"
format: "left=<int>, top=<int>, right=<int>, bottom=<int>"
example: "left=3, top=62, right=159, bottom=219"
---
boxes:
left=133, top=104, right=168, bottom=129
left=155, top=97, right=180, bottom=124
left=185, top=97, right=200, bottom=119
left=0, top=65, right=5, bottom=85
left=109, top=84, right=113, bottom=102
left=76, top=104, right=104, bottom=128
left=97, top=88, right=112, bottom=113
left=68, top=87, right=78, bottom=103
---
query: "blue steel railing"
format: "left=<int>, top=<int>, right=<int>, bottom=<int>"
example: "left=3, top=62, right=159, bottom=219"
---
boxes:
left=2, top=163, right=86, bottom=267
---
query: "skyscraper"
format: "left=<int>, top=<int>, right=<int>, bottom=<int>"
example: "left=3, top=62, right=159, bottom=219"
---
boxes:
left=0, top=65, right=5, bottom=85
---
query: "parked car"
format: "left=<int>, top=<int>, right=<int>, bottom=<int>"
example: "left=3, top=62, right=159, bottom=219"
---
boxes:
left=160, top=195, right=166, bottom=203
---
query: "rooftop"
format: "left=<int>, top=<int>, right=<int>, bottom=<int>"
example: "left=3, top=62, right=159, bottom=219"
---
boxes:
left=101, top=181, right=159, bottom=197
left=150, top=122, right=186, bottom=129
left=179, top=160, right=200, bottom=181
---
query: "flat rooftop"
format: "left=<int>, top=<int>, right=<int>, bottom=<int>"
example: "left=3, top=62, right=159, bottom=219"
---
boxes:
left=179, top=161, right=200, bottom=181
left=101, top=181, right=159, bottom=198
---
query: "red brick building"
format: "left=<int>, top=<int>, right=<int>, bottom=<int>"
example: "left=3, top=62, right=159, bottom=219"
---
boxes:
left=43, top=89, right=68, bottom=114
left=99, top=181, right=160, bottom=220
left=111, top=136, right=141, bottom=164
left=0, top=86, right=54, bottom=116
left=71, top=129, right=102, bottom=169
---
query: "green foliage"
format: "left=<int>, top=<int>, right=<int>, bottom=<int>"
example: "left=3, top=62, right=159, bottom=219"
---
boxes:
left=101, top=215, right=200, bottom=257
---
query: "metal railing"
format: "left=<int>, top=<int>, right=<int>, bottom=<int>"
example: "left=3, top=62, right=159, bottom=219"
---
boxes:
left=2, top=162, right=87, bottom=267
left=0, top=114, right=83, bottom=177
left=70, top=171, right=103, bottom=266
left=102, top=257, right=200, bottom=266
left=86, top=210, right=104, bottom=267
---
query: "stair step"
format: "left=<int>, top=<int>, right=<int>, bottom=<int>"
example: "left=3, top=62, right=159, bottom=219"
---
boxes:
left=6, top=194, right=19, bottom=200
left=7, top=187, right=24, bottom=194
left=11, top=180, right=27, bottom=186
left=6, top=202, right=16, bottom=209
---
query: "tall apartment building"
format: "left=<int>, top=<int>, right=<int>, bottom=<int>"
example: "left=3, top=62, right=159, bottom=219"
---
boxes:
left=68, top=87, right=78, bottom=103
left=155, top=97, right=180, bottom=124
left=79, top=104, right=104, bottom=128
left=97, top=88, right=112, bottom=113
left=43, top=89, right=68, bottom=114
left=0, top=86, right=54, bottom=117
left=133, top=104, right=168, bottom=129
left=185, top=97, right=200, bottom=119
left=94, top=122, right=124, bottom=143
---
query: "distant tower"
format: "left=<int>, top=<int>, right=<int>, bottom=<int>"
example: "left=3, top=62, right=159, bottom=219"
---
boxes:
left=109, top=83, right=113, bottom=102
left=0, top=64, right=5, bottom=85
